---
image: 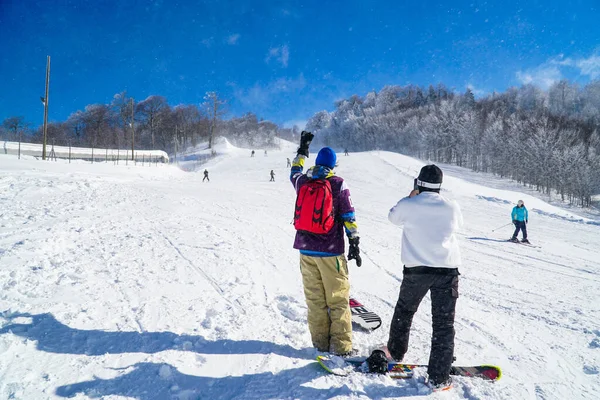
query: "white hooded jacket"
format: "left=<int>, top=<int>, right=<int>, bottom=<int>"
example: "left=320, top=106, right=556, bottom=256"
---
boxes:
left=388, top=191, right=463, bottom=269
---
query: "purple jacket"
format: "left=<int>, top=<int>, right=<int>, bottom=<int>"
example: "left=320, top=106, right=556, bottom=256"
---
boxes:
left=290, top=156, right=358, bottom=256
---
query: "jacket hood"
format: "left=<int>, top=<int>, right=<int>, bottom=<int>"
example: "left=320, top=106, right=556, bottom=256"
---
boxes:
left=306, top=165, right=335, bottom=179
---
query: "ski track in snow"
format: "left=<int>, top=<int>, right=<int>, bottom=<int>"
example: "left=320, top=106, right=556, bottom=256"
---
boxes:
left=1, top=144, right=599, bottom=399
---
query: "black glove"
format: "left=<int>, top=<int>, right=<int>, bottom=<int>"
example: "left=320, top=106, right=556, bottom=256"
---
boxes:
left=366, top=350, right=388, bottom=374
left=526, top=219, right=528, bottom=224
left=348, top=237, right=362, bottom=267
left=297, top=131, right=314, bottom=157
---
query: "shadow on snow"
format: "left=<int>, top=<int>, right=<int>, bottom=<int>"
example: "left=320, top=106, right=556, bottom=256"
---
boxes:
left=1, top=312, right=423, bottom=399
left=0, top=312, right=307, bottom=358
left=55, top=362, right=350, bottom=399
left=53, top=361, right=421, bottom=399
left=467, top=237, right=509, bottom=243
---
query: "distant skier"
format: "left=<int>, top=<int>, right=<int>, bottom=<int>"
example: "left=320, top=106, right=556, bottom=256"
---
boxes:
left=367, top=165, right=463, bottom=391
left=264, top=150, right=268, bottom=156
left=270, top=170, right=275, bottom=182
left=344, top=148, right=349, bottom=156
left=203, top=169, right=209, bottom=182
left=510, top=200, right=529, bottom=243
left=286, top=157, right=291, bottom=167
left=251, top=150, right=255, bottom=157
left=290, top=131, right=361, bottom=356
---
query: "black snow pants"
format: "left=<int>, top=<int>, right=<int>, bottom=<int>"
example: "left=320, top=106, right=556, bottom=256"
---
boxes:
left=512, top=220, right=527, bottom=240
left=387, top=267, right=459, bottom=383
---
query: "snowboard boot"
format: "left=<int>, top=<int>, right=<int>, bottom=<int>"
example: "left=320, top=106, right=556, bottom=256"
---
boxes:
left=521, top=238, right=530, bottom=244
left=365, top=350, right=388, bottom=374
left=428, top=376, right=453, bottom=392
left=336, top=348, right=359, bottom=358
left=509, top=237, right=519, bottom=243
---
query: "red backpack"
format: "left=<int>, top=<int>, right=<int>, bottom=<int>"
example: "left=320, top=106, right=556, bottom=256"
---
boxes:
left=294, top=179, right=335, bottom=234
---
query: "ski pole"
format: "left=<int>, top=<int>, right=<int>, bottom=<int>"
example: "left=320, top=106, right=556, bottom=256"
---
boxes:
left=491, top=222, right=512, bottom=232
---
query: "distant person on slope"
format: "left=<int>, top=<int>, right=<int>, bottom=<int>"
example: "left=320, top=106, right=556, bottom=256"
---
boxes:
left=287, top=157, right=291, bottom=167
left=510, top=200, right=529, bottom=244
left=251, top=150, right=255, bottom=157
left=290, top=131, right=361, bottom=356
left=367, top=165, right=462, bottom=391
left=270, top=169, right=275, bottom=182
left=203, top=169, right=209, bottom=182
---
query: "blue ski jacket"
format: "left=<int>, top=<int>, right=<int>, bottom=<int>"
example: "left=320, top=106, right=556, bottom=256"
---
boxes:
left=511, top=206, right=528, bottom=222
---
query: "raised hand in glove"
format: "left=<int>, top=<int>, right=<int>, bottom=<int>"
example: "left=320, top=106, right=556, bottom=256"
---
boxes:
left=348, top=237, right=362, bottom=267
left=297, top=131, right=314, bottom=157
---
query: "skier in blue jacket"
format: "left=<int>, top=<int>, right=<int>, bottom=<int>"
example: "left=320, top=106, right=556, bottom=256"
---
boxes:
left=510, top=200, right=529, bottom=243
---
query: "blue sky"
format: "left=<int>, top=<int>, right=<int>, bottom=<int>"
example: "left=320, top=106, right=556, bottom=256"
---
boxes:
left=1, top=0, right=599, bottom=129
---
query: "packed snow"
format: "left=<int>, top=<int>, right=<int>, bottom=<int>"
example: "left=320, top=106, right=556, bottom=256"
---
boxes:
left=0, top=139, right=599, bottom=399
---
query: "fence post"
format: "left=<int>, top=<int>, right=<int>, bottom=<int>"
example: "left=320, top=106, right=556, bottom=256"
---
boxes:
left=92, top=146, right=94, bottom=163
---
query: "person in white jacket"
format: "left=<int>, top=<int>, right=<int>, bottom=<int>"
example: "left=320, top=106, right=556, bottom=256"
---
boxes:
left=368, top=164, right=463, bottom=391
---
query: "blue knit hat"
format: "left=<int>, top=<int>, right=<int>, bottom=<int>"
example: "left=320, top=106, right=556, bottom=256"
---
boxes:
left=315, top=147, right=337, bottom=168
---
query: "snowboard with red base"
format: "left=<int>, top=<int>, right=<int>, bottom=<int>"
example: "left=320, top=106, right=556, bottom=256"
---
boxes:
left=349, top=298, right=381, bottom=330
left=316, top=355, right=501, bottom=381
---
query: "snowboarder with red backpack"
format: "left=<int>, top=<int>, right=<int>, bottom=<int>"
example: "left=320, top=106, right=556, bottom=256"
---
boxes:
left=290, top=131, right=361, bottom=356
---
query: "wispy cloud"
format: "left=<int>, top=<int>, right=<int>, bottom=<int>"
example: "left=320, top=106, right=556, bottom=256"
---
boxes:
left=265, top=45, right=290, bottom=68
left=557, top=54, right=600, bottom=79
left=233, top=75, right=306, bottom=109
left=201, top=38, right=214, bottom=48
left=516, top=52, right=600, bottom=89
left=226, top=34, right=240, bottom=45
left=516, top=65, right=562, bottom=89
left=466, top=83, right=485, bottom=96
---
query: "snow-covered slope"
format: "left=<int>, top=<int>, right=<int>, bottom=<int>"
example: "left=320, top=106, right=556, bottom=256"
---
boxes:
left=0, top=145, right=599, bottom=400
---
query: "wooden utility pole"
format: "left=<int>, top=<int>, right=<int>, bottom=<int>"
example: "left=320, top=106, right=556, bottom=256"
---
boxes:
left=130, top=98, right=135, bottom=160
left=174, top=125, right=178, bottom=164
left=42, top=56, right=51, bottom=160
left=209, top=101, right=216, bottom=149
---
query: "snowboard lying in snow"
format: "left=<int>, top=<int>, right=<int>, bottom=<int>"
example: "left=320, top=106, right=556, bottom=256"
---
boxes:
left=316, top=355, right=502, bottom=381
left=350, top=298, right=381, bottom=330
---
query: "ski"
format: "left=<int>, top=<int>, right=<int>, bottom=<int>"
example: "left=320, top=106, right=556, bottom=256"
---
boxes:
left=317, top=355, right=501, bottom=381
left=349, top=298, right=382, bottom=330
left=507, top=239, right=540, bottom=248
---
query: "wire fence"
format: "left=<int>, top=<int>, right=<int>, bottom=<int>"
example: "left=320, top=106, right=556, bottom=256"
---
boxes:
left=2, top=140, right=169, bottom=166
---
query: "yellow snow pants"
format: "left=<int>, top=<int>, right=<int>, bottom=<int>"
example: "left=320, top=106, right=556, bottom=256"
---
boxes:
left=300, top=254, right=352, bottom=354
